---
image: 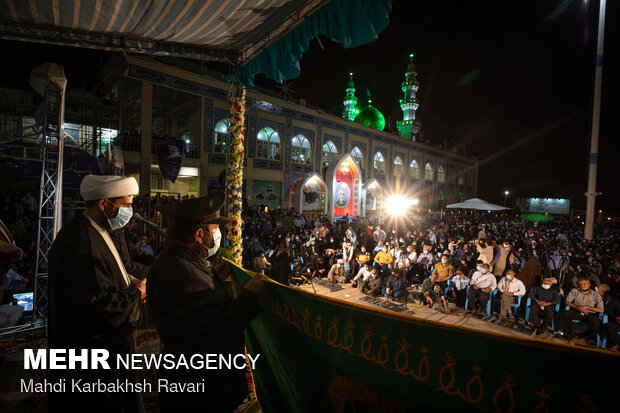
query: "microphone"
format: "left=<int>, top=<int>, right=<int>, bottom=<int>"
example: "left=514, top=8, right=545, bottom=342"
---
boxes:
left=133, top=213, right=167, bottom=236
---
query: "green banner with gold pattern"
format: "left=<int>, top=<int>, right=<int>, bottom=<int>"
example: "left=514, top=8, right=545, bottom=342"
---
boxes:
left=229, top=262, right=619, bottom=412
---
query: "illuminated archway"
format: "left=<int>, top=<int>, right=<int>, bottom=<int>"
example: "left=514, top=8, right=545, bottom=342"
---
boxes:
left=363, top=178, right=383, bottom=218
left=325, top=154, right=362, bottom=221
left=289, top=173, right=328, bottom=215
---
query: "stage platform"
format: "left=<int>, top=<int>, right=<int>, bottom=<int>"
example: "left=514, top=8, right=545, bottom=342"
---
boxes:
left=296, top=278, right=598, bottom=349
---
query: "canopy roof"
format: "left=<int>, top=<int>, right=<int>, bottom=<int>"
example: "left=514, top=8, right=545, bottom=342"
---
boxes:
left=0, top=0, right=392, bottom=87
left=446, top=198, right=510, bottom=211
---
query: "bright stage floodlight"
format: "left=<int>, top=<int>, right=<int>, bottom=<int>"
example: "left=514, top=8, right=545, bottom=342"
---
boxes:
left=385, top=195, right=417, bottom=217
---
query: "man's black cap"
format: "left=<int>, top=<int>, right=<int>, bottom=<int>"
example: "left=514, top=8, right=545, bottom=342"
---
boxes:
left=157, top=191, right=230, bottom=225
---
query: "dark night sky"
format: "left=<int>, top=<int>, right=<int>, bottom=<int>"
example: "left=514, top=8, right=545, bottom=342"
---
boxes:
left=0, top=0, right=617, bottom=212
left=283, top=0, right=620, bottom=213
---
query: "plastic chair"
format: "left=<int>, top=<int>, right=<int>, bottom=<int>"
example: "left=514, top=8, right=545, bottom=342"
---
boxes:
left=564, top=305, right=608, bottom=348
left=510, top=294, right=523, bottom=320
left=525, top=297, right=560, bottom=332
left=464, top=285, right=496, bottom=316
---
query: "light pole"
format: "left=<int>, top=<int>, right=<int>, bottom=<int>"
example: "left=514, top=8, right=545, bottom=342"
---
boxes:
left=584, top=0, right=606, bottom=241
left=504, top=190, right=509, bottom=206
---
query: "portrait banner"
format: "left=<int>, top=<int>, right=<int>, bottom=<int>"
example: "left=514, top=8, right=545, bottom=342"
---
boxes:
left=252, top=180, right=281, bottom=210
left=228, top=261, right=618, bottom=412
left=302, top=181, right=320, bottom=211
left=156, top=138, right=184, bottom=183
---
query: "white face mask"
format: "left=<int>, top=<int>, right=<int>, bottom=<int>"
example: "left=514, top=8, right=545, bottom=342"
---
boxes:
left=104, top=199, right=133, bottom=230
left=205, top=227, right=222, bottom=258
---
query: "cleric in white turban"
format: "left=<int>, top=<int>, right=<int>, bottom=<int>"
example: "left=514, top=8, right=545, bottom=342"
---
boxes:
left=80, top=174, right=139, bottom=201
left=48, top=173, right=146, bottom=412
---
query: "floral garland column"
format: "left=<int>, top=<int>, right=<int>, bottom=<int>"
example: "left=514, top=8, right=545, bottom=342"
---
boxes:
left=226, top=86, right=245, bottom=265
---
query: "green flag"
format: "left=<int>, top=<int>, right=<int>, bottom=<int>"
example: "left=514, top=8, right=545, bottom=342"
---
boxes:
left=228, top=261, right=618, bottom=412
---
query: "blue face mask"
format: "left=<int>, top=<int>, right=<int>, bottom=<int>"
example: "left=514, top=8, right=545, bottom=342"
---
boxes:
left=105, top=199, right=133, bottom=230
left=476, top=266, right=483, bottom=272
left=506, top=275, right=512, bottom=280
left=542, top=284, right=551, bottom=290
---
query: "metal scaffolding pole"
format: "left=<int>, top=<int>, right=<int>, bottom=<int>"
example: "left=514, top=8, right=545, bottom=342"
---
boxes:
left=32, top=64, right=67, bottom=327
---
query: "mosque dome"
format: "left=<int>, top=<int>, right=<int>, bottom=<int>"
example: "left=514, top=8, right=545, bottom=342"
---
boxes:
left=354, top=102, right=385, bottom=131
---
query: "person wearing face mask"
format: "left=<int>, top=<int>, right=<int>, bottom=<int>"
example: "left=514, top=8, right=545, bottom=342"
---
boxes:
left=328, top=258, right=347, bottom=283
left=528, top=277, right=561, bottom=336
left=497, top=270, right=526, bottom=325
left=373, top=244, right=393, bottom=277
left=432, top=253, right=455, bottom=283
left=492, top=240, right=515, bottom=278
left=561, top=278, right=604, bottom=346
left=147, top=192, right=266, bottom=411
left=416, top=245, right=435, bottom=266
left=356, top=245, right=371, bottom=266
left=449, top=269, right=470, bottom=308
left=48, top=174, right=146, bottom=412
left=466, top=263, right=497, bottom=317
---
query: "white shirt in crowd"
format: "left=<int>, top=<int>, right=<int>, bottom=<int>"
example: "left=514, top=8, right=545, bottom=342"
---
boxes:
left=470, top=271, right=497, bottom=290
left=497, top=277, right=525, bottom=296
left=353, top=267, right=374, bottom=283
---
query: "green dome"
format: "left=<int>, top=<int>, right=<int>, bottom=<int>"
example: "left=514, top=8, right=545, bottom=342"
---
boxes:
left=354, top=103, right=385, bottom=131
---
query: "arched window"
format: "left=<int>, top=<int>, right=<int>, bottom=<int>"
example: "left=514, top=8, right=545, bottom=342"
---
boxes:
left=425, top=162, right=433, bottom=181
left=292, top=134, right=311, bottom=164
left=214, top=119, right=230, bottom=153
left=322, top=140, right=338, bottom=154
left=393, top=156, right=403, bottom=176
left=437, top=165, right=446, bottom=182
left=410, top=159, right=420, bottom=179
left=351, top=146, right=363, bottom=167
left=322, top=140, right=338, bottom=166
left=257, top=127, right=280, bottom=160
left=374, top=152, right=385, bottom=174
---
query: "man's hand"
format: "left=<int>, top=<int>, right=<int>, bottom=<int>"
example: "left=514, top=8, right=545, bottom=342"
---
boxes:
left=473, top=285, right=479, bottom=290
left=505, top=291, right=514, bottom=296
left=484, top=287, right=492, bottom=293
left=245, top=272, right=267, bottom=297
left=214, top=262, right=232, bottom=281
left=132, top=278, right=147, bottom=303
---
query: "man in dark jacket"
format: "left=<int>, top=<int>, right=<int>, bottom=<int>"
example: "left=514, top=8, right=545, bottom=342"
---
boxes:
left=383, top=269, right=407, bottom=300
left=48, top=175, right=146, bottom=413
left=147, top=192, right=265, bottom=412
left=363, top=267, right=383, bottom=296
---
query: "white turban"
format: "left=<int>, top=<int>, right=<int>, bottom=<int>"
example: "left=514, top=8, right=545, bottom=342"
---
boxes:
left=80, top=175, right=139, bottom=201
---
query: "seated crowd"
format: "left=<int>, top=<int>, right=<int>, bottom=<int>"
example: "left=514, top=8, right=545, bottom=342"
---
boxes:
left=241, top=206, right=620, bottom=350
left=2, top=186, right=619, bottom=351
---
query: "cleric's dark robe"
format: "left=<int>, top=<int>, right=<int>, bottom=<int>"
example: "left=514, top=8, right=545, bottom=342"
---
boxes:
left=110, top=227, right=150, bottom=279
left=48, top=213, right=143, bottom=413
left=147, top=243, right=261, bottom=412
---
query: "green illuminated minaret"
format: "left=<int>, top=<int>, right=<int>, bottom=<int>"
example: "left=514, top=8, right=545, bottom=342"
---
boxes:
left=397, top=53, right=421, bottom=140
left=342, top=72, right=359, bottom=121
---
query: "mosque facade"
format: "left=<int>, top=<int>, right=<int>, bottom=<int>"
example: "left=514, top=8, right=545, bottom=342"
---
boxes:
left=0, top=53, right=479, bottom=219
